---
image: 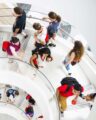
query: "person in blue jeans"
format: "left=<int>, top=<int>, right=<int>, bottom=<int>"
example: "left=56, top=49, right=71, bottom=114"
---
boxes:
left=63, top=57, right=70, bottom=71
left=63, top=41, right=84, bottom=74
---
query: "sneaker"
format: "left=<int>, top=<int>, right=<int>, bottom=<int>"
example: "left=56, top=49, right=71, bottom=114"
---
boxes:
left=24, top=34, right=28, bottom=39
left=68, top=73, right=72, bottom=76
left=48, top=43, right=56, bottom=47
left=48, top=43, right=53, bottom=47
left=52, top=44, right=56, bottom=47
left=60, top=112, right=64, bottom=118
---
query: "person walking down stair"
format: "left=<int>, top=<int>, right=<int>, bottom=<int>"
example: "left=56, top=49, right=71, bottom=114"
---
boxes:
left=12, top=7, right=28, bottom=38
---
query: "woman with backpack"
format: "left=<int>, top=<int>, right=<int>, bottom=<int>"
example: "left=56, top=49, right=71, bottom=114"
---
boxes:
left=63, top=41, right=84, bottom=73
left=56, top=77, right=84, bottom=114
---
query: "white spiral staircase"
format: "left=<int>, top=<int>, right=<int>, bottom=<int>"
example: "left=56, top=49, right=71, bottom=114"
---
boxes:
left=0, top=2, right=96, bottom=120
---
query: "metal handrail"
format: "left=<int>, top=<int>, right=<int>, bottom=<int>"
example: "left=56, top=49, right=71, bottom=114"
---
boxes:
left=0, top=15, right=47, bottom=22
left=0, top=7, right=71, bottom=25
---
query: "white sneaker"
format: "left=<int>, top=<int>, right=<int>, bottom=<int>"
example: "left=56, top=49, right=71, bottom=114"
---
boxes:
left=60, top=112, right=64, bottom=118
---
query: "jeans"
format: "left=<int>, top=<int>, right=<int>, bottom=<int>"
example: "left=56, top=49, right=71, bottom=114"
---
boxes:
left=63, top=59, right=70, bottom=71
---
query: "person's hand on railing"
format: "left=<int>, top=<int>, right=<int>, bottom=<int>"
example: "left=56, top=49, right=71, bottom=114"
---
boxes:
left=28, top=15, right=32, bottom=18
left=42, top=17, right=47, bottom=21
left=42, top=17, right=50, bottom=22
left=35, top=63, right=44, bottom=69
left=38, top=65, right=44, bottom=68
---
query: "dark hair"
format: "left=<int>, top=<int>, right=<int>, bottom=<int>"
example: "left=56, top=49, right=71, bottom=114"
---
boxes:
left=74, top=84, right=82, bottom=93
left=40, top=47, right=51, bottom=56
left=29, top=98, right=36, bottom=105
left=25, top=106, right=34, bottom=113
left=15, top=90, right=19, bottom=96
left=38, top=115, right=43, bottom=118
left=61, top=77, right=82, bottom=93
left=45, top=48, right=50, bottom=54
left=14, top=7, right=23, bottom=15
left=48, top=11, right=57, bottom=19
left=89, top=93, right=96, bottom=100
left=69, top=40, right=84, bottom=61
left=56, top=15, right=61, bottom=22
left=33, top=23, right=42, bottom=30
left=10, top=37, right=19, bottom=43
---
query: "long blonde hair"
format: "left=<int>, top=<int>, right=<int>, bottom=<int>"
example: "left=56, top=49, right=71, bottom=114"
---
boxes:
left=69, top=41, right=84, bottom=61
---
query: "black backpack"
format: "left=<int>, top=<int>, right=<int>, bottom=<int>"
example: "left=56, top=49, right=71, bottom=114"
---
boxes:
left=60, top=77, right=80, bottom=93
left=61, top=77, right=79, bottom=85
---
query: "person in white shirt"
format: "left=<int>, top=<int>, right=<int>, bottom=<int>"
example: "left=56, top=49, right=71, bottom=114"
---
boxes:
left=33, top=23, right=48, bottom=50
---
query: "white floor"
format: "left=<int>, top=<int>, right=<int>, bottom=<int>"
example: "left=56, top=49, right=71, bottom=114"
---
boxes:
left=0, top=114, right=17, bottom=120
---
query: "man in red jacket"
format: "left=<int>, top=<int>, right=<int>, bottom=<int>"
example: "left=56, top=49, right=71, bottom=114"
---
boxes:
left=56, top=83, right=84, bottom=113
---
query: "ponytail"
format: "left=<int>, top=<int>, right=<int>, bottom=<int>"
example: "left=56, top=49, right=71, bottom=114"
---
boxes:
left=56, top=15, right=61, bottom=22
